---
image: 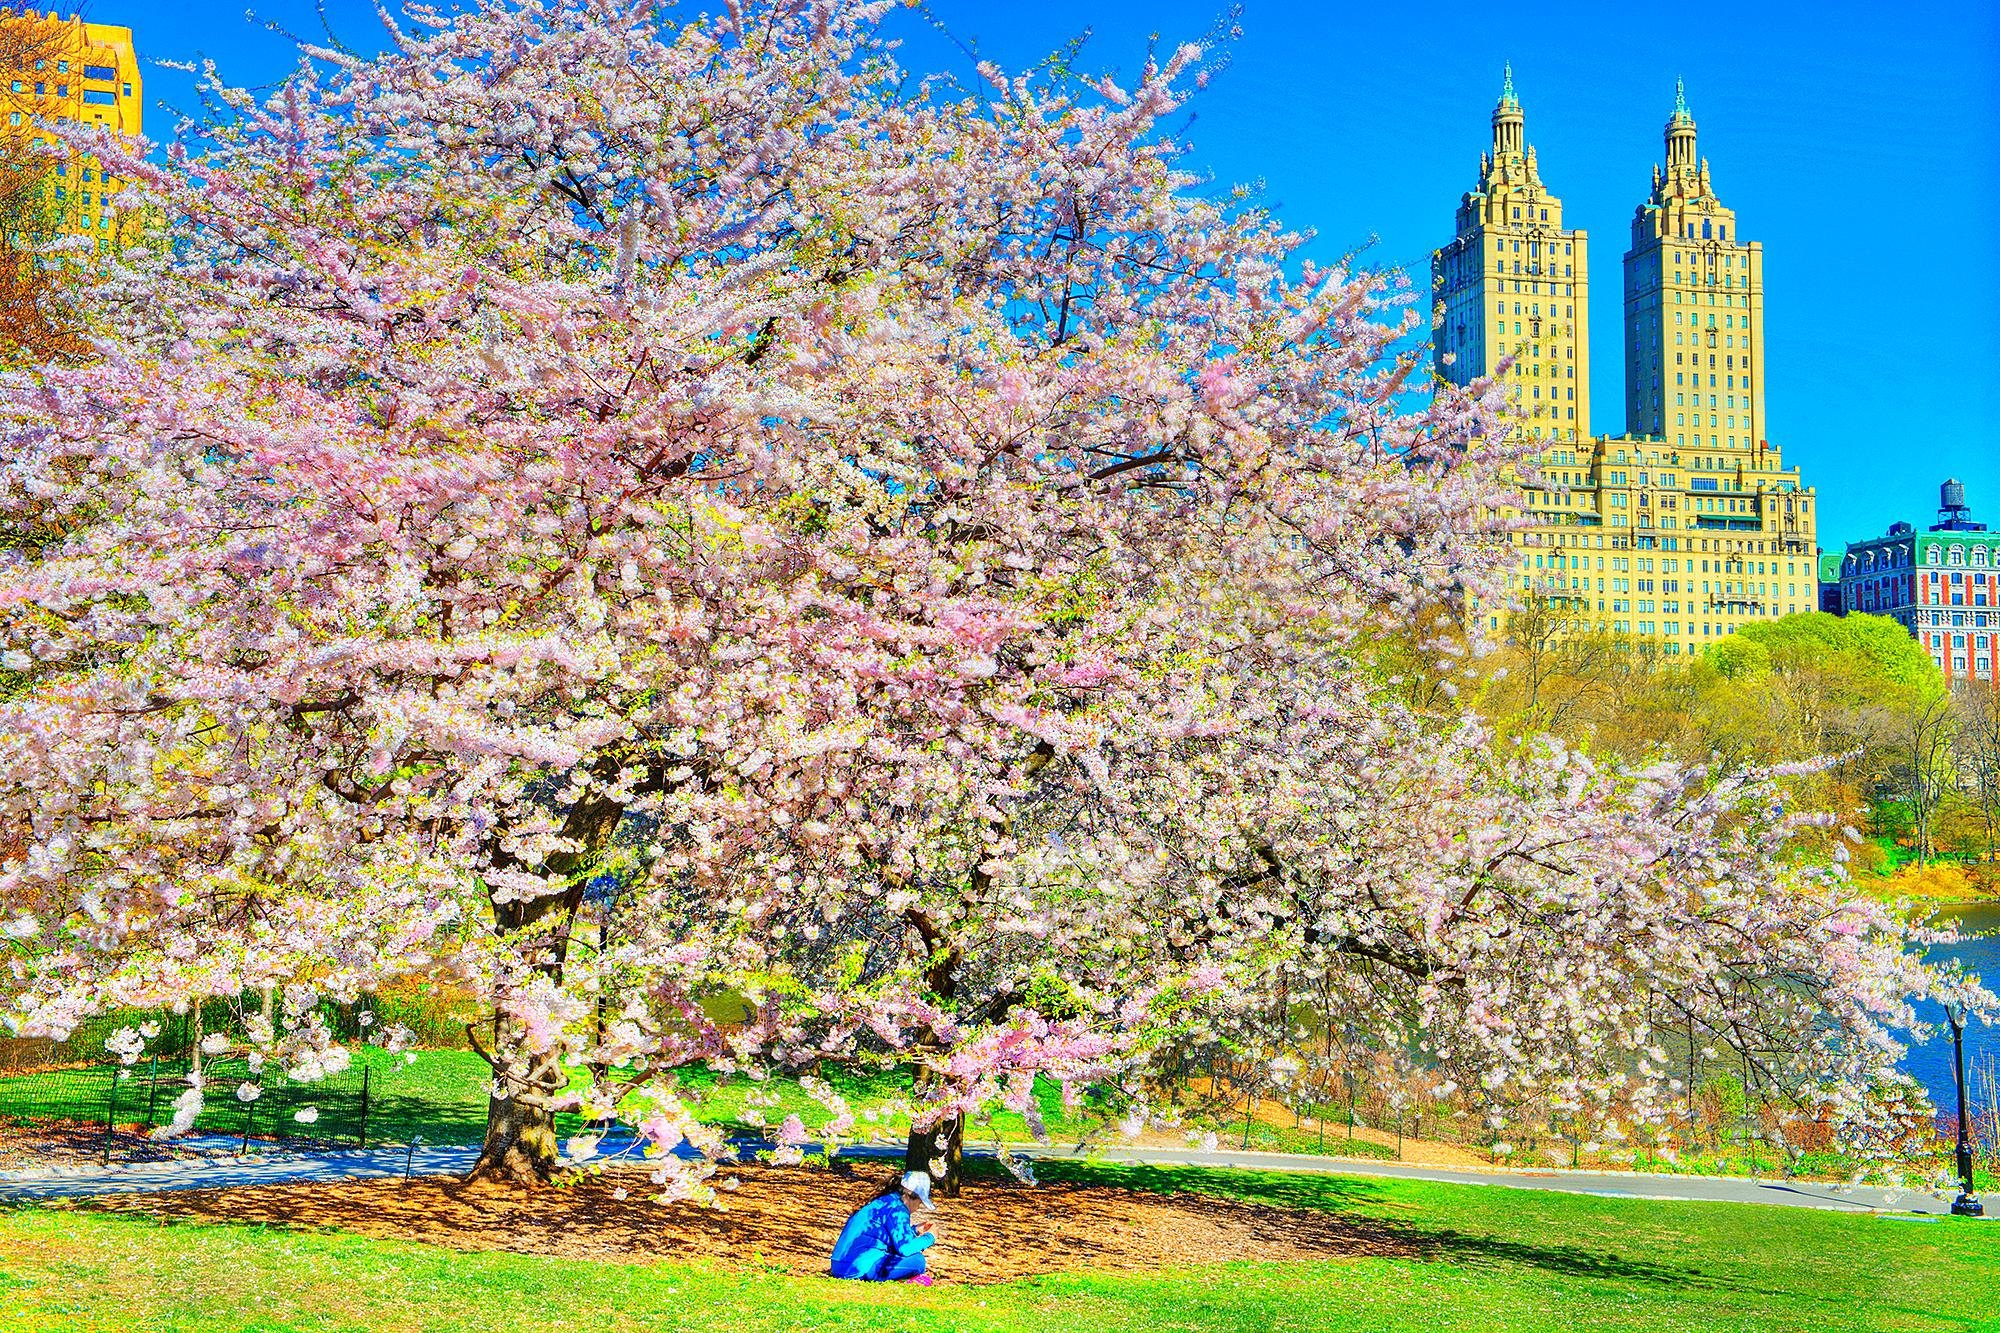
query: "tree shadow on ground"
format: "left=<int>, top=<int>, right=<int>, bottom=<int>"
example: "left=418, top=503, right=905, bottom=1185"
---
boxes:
left=24, top=1155, right=1736, bottom=1291
left=985, top=1159, right=1716, bottom=1289
left=50, top=1161, right=1425, bottom=1284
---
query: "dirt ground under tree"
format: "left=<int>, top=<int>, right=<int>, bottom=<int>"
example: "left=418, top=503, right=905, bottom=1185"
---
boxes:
left=76, top=1160, right=1413, bottom=1282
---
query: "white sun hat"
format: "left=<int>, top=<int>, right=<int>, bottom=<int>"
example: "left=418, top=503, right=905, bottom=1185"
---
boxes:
left=900, top=1170, right=937, bottom=1211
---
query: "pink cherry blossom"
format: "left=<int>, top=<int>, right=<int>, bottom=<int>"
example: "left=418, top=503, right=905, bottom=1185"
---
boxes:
left=0, top=0, right=1970, bottom=1195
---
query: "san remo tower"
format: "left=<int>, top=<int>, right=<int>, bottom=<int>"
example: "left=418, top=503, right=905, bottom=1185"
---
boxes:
left=1434, top=73, right=1819, bottom=653
left=1432, top=66, right=1590, bottom=442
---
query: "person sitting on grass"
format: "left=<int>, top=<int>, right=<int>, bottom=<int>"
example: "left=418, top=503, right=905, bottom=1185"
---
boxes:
left=828, top=1170, right=940, bottom=1285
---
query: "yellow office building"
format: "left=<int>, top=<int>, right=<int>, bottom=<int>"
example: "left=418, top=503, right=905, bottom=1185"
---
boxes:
left=1, top=8, right=142, bottom=253
left=1434, top=74, right=1818, bottom=653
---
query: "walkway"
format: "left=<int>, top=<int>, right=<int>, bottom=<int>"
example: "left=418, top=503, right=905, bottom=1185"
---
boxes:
left=0, top=1136, right=481, bottom=1200
left=0, top=1133, right=1977, bottom=1217
left=1041, top=1142, right=1971, bottom=1216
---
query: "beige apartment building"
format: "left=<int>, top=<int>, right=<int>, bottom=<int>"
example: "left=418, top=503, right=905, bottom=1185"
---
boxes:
left=1434, top=73, right=1818, bottom=652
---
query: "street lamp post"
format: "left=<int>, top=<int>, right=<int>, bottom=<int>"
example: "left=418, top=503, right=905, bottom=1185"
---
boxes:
left=1945, top=1001, right=1984, bottom=1218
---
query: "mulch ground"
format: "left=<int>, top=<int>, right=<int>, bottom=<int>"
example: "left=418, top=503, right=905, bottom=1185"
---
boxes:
left=0, top=1121, right=205, bottom=1172
left=77, top=1161, right=1410, bottom=1282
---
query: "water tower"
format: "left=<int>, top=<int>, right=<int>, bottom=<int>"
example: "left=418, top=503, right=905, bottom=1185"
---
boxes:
left=1931, top=479, right=1987, bottom=533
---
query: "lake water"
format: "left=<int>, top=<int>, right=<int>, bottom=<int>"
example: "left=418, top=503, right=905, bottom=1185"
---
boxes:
left=1904, top=903, right=2000, bottom=1115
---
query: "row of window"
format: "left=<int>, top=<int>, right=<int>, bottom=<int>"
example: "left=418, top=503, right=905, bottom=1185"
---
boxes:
left=5, top=77, right=130, bottom=98
left=1849, top=544, right=2000, bottom=571
left=8, top=57, right=118, bottom=78
left=1673, top=359, right=1745, bottom=381
left=1519, top=583, right=1800, bottom=616
left=7, top=109, right=116, bottom=128
left=1903, top=610, right=1999, bottom=628
left=1526, top=530, right=1803, bottom=558
left=1522, top=553, right=1801, bottom=577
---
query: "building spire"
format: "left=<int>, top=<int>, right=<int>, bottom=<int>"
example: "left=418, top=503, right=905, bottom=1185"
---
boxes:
left=1664, top=78, right=1698, bottom=175
left=1491, top=63, right=1526, bottom=159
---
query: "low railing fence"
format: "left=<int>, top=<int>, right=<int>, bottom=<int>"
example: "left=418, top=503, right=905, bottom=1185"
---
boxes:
left=0, top=1055, right=387, bottom=1165
left=1180, top=1046, right=2000, bottom=1177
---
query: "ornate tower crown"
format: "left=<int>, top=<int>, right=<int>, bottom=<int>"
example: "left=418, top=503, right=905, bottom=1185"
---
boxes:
left=1492, top=62, right=1525, bottom=157
left=1662, top=78, right=1701, bottom=188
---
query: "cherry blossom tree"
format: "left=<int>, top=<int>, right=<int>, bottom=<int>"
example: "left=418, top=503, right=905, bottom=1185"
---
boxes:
left=0, top=0, right=1971, bottom=1199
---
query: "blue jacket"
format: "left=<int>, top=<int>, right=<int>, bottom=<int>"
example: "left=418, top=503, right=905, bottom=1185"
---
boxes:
left=828, top=1194, right=935, bottom=1280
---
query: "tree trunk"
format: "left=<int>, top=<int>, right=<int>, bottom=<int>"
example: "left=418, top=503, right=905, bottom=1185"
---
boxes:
left=469, top=777, right=631, bottom=1187
left=466, top=1043, right=565, bottom=1185
left=904, top=1111, right=964, bottom=1197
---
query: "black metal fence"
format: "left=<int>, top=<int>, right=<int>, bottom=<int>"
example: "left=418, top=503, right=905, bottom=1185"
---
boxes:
left=0, top=991, right=471, bottom=1080
left=0, top=1054, right=384, bottom=1164
left=0, top=1002, right=242, bottom=1075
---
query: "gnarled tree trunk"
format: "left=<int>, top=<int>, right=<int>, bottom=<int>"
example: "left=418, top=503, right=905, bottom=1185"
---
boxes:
left=904, top=1109, right=964, bottom=1197
left=465, top=773, right=629, bottom=1185
left=467, top=1041, right=566, bottom=1185
left=894, top=741, right=1052, bottom=1200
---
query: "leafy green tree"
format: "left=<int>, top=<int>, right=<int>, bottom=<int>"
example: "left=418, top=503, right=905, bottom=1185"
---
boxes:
left=1720, top=613, right=1944, bottom=700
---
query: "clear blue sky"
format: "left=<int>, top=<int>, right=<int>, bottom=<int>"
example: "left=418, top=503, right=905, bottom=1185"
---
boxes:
left=100, top=0, right=1999, bottom=552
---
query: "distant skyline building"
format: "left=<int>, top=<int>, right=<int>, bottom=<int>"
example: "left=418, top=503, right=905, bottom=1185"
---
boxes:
left=1832, top=481, right=1999, bottom=685
left=1432, top=73, right=1818, bottom=652
left=0, top=8, right=143, bottom=253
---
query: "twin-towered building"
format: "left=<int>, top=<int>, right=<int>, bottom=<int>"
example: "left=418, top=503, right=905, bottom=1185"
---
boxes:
left=1433, top=70, right=1818, bottom=651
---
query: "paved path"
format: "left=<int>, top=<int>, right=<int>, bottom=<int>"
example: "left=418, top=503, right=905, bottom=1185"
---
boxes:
left=0, top=1133, right=1980, bottom=1217
left=0, top=1138, right=483, bottom=1200
left=1029, top=1143, right=1973, bottom=1216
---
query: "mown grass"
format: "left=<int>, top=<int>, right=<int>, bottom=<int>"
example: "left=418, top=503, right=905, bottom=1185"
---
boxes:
left=2, top=1049, right=1393, bottom=1161
left=0, top=1049, right=1137, bottom=1152
left=6, top=1050, right=1937, bottom=1177
left=2, top=1160, right=1995, bottom=1332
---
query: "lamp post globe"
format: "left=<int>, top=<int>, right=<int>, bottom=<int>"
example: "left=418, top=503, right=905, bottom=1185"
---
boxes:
left=1944, top=1001, right=1983, bottom=1218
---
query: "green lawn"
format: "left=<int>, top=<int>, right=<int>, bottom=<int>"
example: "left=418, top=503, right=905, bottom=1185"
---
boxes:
left=0, top=1049, right=1141, bottom=1151
left=3, top=1050, right=1385, bottom=1160
left=1, top=1160, right=1994, bottom=1332
left=0, top=1049, right=499, bottom=1147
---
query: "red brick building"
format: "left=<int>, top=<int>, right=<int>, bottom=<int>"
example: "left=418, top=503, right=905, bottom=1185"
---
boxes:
left=1834, top=481, right=1999, bottom=684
